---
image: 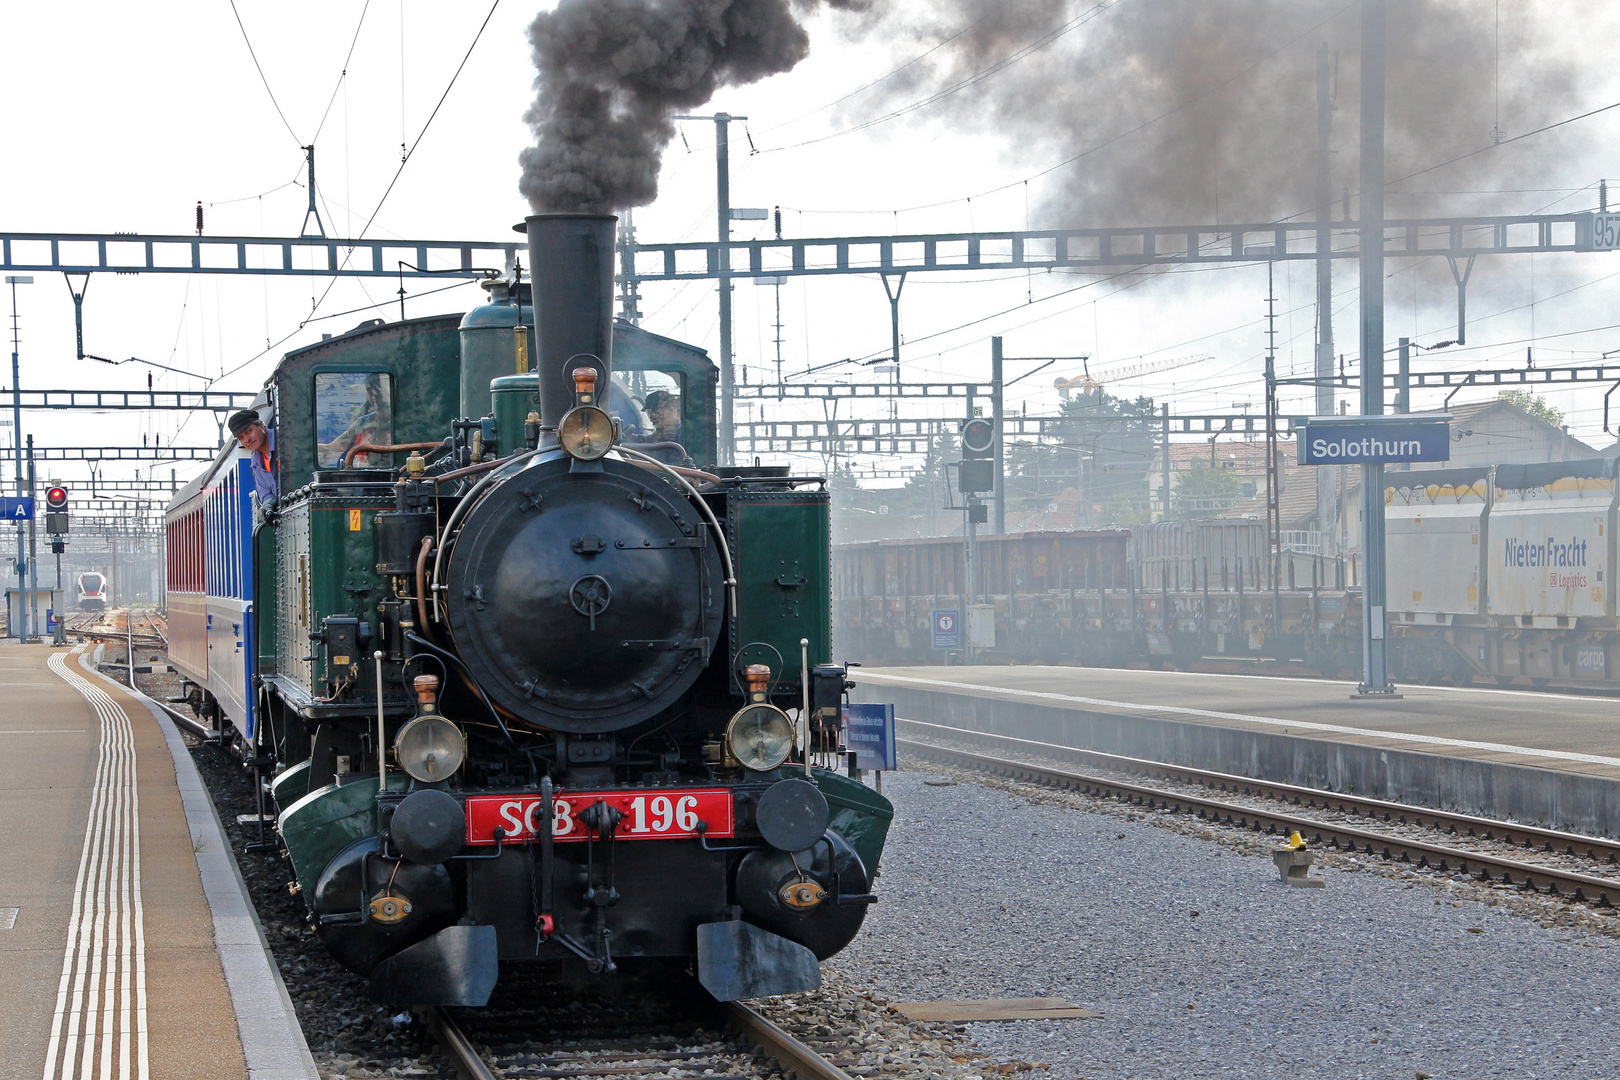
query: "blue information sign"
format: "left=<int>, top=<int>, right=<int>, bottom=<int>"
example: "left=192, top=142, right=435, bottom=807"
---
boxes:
left=844, top=704, right=897, bottom=771
left=1, top=496, right=34, bottom=520
left=931, top=609, right=960, bottom=649
left=1296, top=416, right=1451, bottom=466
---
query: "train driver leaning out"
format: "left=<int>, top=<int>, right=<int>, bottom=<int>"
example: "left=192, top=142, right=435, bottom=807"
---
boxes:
left=228, top=408, right=277, bottom=505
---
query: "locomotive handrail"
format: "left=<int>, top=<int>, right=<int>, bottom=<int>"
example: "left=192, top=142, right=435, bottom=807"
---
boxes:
left=433, top=458, right=506, bottom=484
left=342, top=440, right=444, bottom=469
left=618, top=455, right=723, bottom=486
left=430, top=447, right=546, bottom=622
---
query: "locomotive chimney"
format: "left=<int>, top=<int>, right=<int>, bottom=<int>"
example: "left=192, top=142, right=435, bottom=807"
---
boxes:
left=522, top=213, right=616, bottom=440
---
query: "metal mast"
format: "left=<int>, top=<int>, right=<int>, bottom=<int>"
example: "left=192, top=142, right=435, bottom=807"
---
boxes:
left=7, top=274, right=31, bottom=641
left=1357, top=0, right=1394, bottom=696
left=713, top=114, right=740, bottom=466
left=1315, top=42, right=1339, bottom=558
left=1264, top=262, right=1280, bottom=581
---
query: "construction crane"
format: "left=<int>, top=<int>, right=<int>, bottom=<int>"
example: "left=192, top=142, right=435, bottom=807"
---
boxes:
left=1054, top=352, right=1215, bottom=398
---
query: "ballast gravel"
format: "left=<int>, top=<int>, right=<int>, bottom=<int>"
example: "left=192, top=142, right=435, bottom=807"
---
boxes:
left=827, top=768, right=1620, bottom=1080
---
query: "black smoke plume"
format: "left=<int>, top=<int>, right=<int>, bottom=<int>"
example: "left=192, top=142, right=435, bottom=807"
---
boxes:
left=820, top=0, right=1597, bottom=328
left=520, top=0, right=865, bottom=214
left=834, top=0, right=1585, bottom=228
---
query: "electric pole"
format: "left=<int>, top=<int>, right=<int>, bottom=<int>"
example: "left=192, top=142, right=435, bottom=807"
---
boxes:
left=26, top=434, right=39, bottom=639
left=616, top=210, right=643, bottom=326
left=7, top=274, right=31, bottom=641
left=673, top=112, right=747, bottom=466
left=991, top=337, right=1005, bottom=535
left=1315, top=41, right=1338, bottom=559
left=1357, top=0, right=1394, bottom=696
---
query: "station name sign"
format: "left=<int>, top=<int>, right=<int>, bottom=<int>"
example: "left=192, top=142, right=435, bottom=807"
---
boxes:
left=1296, top=415, right=1451, bottom=466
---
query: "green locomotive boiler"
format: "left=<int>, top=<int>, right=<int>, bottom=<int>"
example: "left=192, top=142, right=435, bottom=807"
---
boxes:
left=209, top=214, right=889, bottom=1006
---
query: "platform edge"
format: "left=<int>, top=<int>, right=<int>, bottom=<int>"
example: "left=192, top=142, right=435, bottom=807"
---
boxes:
left=78, top=652, right=320, bottom=1080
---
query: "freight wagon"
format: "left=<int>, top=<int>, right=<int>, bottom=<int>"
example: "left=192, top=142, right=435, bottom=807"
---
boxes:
left=835, top=458, right=1620, bottom=688
left=834, top=524, right=1358, bottom=673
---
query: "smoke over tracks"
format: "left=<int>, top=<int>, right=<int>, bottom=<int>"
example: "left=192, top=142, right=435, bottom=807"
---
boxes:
left=520, top=0, right=868, bottom=214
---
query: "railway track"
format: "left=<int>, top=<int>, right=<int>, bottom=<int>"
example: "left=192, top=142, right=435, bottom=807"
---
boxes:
left=420, top=985, right=854, bottom=1080
left=897, top=722, right=1620, bottom=907
left=63, top=608, right=167, bottom=648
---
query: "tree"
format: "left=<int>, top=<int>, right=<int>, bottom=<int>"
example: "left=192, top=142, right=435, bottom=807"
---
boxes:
left=1052, top=388, right=1159, bottom=526
left=1171, top=459, right=1246, bottom=520
left=1497, top=389, right=1564, bottom=428
left=901, top=429, right=958, bottom=506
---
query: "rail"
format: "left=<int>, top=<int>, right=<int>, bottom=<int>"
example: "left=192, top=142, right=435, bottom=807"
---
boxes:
left=417, top=1007, right=497, bottom=1080
left=897, top=718, right=1620, bottom=863
left=721, top=1001, right=856, bottom=1080
left=899, top=732, right=1620, bottom=906
left=420, top=999, right=854, bottom=1080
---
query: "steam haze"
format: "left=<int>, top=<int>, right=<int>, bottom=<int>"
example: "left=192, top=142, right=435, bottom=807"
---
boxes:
left=835, top=0, right=1584, bottom=228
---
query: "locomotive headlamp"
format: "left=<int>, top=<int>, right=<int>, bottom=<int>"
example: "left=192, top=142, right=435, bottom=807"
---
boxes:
left=557, top=405, right=615, bottom=461
left=726, top=703, right=795, bottom=773
left=394, top=715, right=466, bottom=783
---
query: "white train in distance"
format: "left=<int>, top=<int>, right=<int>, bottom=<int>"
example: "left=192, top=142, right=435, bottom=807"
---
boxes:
left=76, top=571, right=107, bottom=612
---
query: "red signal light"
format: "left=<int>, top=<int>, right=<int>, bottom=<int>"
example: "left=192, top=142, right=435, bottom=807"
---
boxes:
left=46, top=486, right=68, bottom=509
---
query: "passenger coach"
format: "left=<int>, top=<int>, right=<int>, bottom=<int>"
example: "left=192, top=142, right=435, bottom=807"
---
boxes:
left=165, top=453, right=256, bottom=735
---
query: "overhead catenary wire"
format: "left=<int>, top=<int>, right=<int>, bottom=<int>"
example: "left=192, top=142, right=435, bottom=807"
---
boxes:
left=758, top=1, right=1121, bottom=155
left=226, top=0, right=303, bottom=147
left=309, top=0, right=373, bottom=147
left=756, top=10, right=997, bottom=135
left=171, top=0, right=503, bottom=449
left=1386, top=98, right=1620, bottom=189
left=300, top=0, right=502, bottom=322
left=764, top=1, right=1352, bottom=217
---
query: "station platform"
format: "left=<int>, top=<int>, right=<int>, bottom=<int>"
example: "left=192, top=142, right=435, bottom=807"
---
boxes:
left=856, top=666, right=1620, bottom=837
left=0, top=641, right=315, bottom=1080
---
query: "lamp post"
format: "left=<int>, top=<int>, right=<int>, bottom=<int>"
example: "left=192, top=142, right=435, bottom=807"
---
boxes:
left=6, top=275, right=32, bottom=641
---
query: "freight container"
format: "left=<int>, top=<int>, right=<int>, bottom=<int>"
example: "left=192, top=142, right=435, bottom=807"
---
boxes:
left=1486, top=461, right=1616, bottom=623
left=1385, top=467, right=1489, bottom=619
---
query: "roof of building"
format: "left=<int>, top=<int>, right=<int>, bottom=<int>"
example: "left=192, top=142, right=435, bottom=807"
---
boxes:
left=1004, top=486, right=1088, bottom=532
left=1164, top=439, right=1272, bottom=474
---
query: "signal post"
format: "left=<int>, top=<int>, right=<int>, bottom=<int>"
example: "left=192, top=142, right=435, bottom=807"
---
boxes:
left=958, top=418, right=995, bottom=662
left=45, top=482, right=67, bottom=644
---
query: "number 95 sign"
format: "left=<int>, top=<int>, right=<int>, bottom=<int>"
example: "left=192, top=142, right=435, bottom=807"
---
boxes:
left=1593, top=214, right=1620, bottom=249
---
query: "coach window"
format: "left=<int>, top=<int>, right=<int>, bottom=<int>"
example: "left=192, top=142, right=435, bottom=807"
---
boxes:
left=315, top=372, right=393, bottom=468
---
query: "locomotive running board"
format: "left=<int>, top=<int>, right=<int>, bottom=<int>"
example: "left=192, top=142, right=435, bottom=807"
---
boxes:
left=696, top=920, right=820, bottom=1002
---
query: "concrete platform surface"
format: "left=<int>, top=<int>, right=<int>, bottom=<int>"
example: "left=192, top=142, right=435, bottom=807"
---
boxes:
left=864, top=666, right=1620, bottom=778
left=0, top=641, right=315, bottom=1080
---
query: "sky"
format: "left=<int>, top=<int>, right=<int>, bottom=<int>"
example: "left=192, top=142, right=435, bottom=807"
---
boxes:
left=5, top=0, right=1620, bottom=495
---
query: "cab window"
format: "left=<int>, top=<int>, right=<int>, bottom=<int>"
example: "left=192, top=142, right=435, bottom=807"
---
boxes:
left=315, top=372, right=393, bottom=467
left=617, top=370, right=686, bottom=449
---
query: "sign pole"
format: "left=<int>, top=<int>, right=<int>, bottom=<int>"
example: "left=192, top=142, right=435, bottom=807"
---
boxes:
left=964, top=496, right=977, bottom=663
left=26, top=434, right=38, bottom=643
left=1357, top=0, right=1397, bottom=697
left=7, top=275, right=29, bottom=641
left=53, top=545, right=64, bottom=645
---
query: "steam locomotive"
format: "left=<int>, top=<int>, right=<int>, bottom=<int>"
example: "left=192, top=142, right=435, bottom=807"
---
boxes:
left=166, top=214, right=891, bottom=1007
